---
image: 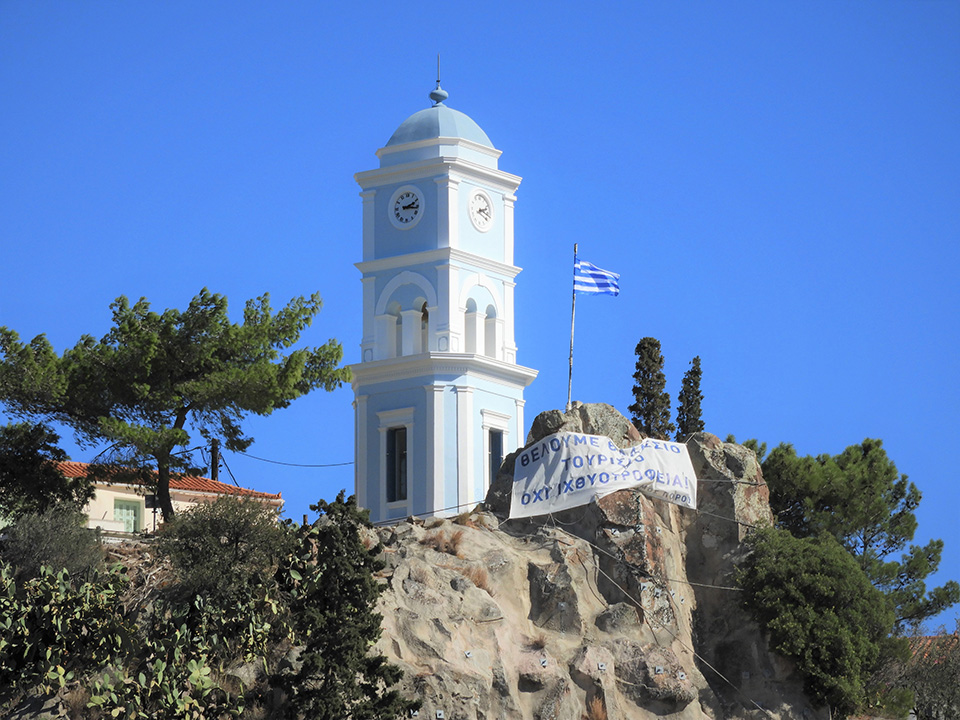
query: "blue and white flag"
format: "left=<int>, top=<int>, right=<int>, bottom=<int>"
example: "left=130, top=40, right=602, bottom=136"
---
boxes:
left=574, top=257, right=620, bottom=296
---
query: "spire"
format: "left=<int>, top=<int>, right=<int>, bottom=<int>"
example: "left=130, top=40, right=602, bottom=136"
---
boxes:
left=429, top=53, right=448, bottom=106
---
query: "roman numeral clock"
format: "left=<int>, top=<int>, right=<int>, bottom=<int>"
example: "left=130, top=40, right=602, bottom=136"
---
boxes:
left=351, top=84, right=537, bottom=523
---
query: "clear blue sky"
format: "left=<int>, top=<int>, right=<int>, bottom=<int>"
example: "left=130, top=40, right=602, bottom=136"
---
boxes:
left=2, top=2, right=958, bottom=628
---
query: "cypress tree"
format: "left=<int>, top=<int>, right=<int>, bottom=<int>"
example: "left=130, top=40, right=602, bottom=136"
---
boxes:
left=280, top=492, right=420, bottom=719
left=675, top=356, right=704, bottom=441
left=628, top=337, right=675, bottom=440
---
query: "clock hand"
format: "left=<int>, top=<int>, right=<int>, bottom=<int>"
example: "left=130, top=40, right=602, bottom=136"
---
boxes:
left=403, top=201, right=419, bottom=210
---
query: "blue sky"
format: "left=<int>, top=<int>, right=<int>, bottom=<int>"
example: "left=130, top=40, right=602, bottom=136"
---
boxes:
left=2, top=2, right=958, bottom=628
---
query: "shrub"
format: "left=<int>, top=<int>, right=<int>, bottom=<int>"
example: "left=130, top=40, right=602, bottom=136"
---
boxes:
left=0, top=560, right=130, bottom=709
left=738, top=527, right=900, bottom=719
left=1, top=506, right=103, bottom=581
left=156, top=496, right=292, bottom=604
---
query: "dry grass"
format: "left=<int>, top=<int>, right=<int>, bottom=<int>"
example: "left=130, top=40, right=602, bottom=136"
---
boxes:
left=63, top=686, right=92, bottom=718
left=239, top=702, right=271, bottom=720
left=525, top=632, right=548, bottom=651
left=408, top=565, right=430, bottom=585
left=452, top=511, right=479, bottom=528
left=419, top=529, right=464, bottom=557
left=461, top=564, right=493, bottom=596
left=584, top=695, right=608, bottom=720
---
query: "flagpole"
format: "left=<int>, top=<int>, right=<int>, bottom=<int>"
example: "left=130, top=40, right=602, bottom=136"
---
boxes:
left=567, top=242, right=577, bottom=413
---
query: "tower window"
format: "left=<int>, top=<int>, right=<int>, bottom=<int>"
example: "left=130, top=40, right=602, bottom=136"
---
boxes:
left=488, top=429, right=504, bottom=485
left=386, top=426, right=408, bottom=503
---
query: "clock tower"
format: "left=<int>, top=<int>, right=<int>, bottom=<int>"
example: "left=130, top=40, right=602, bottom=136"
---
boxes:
left=352, top=84, right=537, bottom=524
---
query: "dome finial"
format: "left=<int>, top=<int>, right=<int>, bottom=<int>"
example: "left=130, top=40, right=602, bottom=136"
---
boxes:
left=429, top=53, right=448, bottom=106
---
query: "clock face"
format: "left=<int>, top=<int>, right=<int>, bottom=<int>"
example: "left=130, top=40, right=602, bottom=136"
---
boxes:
left=469, top=189, right=493, bottom=232
left=393, top=189, right=421, bottom=226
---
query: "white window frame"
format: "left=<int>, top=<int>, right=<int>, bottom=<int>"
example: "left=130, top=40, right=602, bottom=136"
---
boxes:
left=378, top=407, right=415, bottom=511
left=481, top=409, right=511, bottom=491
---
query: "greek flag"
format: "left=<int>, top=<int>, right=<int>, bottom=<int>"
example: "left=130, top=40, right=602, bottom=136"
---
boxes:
left=574, top=257, right=620, bottom=296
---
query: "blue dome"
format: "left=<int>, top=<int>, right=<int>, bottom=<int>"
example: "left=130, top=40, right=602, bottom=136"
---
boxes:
left=386, top=104, right=493, bottom=148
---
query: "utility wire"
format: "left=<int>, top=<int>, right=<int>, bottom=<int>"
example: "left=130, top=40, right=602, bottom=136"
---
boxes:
left=219, top=453, right=240, bottom=487
left=463, top=515, right=772, bottom=716
left=698, top=478, right=764, bottom=486
left=236, top=451, right=354, bottom=468
left=518, top=521, right=773, bottom=718
left=376, top=497, right=770, bottom=713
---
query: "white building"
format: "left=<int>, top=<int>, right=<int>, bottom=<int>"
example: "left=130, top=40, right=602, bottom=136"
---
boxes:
left=58, top=461, right=283, bottom=534
left=352, top=84, right=537, bottom=524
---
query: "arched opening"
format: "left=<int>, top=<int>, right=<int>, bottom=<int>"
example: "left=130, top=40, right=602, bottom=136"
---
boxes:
left=420, top=302, right=429, bottom=354
left=464, top=298, right=480, bottom=354
left=484, top=304, right=498, bottom=359
left=387, top=301, right=402, bottom=358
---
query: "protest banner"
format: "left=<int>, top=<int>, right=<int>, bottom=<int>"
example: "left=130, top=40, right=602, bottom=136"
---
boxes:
left=510, top=432, right=697, bottom=519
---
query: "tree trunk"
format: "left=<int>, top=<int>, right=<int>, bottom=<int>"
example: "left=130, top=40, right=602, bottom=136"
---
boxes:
left=156, top=459, right=175, bottom=522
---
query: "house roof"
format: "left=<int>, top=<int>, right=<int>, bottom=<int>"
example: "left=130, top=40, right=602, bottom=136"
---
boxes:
left=909, top=633, right=959, bottom=660
left=55, top=460, right=282, bottom=501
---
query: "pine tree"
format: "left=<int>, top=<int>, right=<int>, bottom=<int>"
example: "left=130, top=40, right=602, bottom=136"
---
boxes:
left=628, top=337, right=675, bottom=440
left=739, top=527, right=904, bottom=719
left=0, top=289, right=350, bottom=520
left=0, top=421, right=93, bottom=519
left=675, top=356, right=704, bottom=441
left=763, top=439, right=960, bottom=632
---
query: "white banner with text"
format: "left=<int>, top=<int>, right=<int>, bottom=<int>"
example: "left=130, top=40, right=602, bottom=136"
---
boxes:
left=509, top=432, right=697, bottom=519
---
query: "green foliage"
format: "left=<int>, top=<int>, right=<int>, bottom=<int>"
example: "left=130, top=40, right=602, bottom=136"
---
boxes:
left=763, top=440, right=959, bottom=631
left=0, top=289, right=351, bottom=519
left=628, top=337, right=675, bottom=440
left=738, top=527, right=904, bottom=719
left=157, top=496, right=293, bottom=605
left=87, top=596, right=247, bottom=719
left=0, top=560, right=131, bottom=709
left=276, top=491, right=419, bottom=719
left=0, top=421, right=92, bottom=520
left=675, top=355, right=703, bottom=441
left=0, top=491, right=416, bottom=719
left=2, top=506, right=104, bottom=581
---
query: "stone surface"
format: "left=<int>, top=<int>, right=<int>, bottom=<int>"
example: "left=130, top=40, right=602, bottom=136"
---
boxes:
left=374, top=405, right=829, bottom=720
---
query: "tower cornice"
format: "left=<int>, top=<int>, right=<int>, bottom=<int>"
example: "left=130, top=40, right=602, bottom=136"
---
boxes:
left=355, top=247, right=523, bottom=279
left=355, top=155, right=522, bottom=194
left=376, top=136, right=502, bottom=161
left=350, top=353, right=538, bottom=390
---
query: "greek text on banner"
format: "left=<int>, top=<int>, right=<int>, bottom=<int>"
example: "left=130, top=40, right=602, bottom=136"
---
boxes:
left=510, top=432, right=697, bottom=519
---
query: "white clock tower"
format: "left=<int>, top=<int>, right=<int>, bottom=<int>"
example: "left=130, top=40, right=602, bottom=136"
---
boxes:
left=351, top=84, right=537, bottom=524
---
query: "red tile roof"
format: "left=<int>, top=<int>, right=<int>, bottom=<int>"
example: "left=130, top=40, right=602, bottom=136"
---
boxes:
left=908, top=634, right=959, bottom=661
left=55, top=460, right=282, bottom=501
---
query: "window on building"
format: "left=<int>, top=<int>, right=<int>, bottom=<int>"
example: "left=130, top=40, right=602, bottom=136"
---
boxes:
left=386, top=426, right=408, bottom=503
left=114, top=499, right=142, bottom=533
left=488, top=429, right=504, bottom=486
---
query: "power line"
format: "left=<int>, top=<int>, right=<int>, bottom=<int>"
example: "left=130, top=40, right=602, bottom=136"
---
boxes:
left=219, top=453, right=240, bottom=487
left=373, top=499, right=772, bottom=715
left=501, top=520, right=772, bottom=717
left=236, top=451, right=354, bottom=468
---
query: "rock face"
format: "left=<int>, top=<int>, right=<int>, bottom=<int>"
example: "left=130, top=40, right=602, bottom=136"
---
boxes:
left=374, top=404, right=827, bottom=719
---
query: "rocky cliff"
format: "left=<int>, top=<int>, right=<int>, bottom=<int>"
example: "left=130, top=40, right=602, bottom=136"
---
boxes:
left=370, top=404, right=825, bottom=720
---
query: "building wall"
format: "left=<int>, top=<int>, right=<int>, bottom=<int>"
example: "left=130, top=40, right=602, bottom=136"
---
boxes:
left=83, top=484, right=278, bottom=533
